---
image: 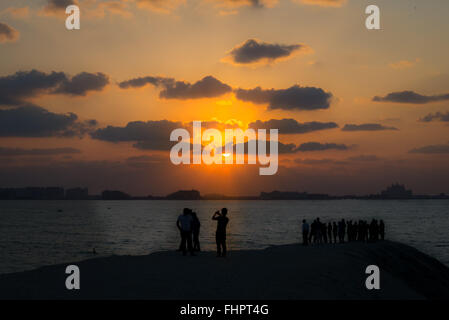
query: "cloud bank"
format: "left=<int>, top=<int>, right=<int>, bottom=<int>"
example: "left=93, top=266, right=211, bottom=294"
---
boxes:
left=235, top=85, right=333, bottom=111
left=0, top=70, right=109, bottom=105
left=342, top=123, right=398, bottom=131
left=0, top=104, right=97, bottom=138
left=373, top=91, right=449, bottom=104
left=119, top=75, right=232, bottom=100
left=248, top=119, right=338, bottom=134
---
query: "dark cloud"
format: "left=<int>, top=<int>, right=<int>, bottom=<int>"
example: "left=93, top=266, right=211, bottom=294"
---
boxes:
left=227, top=140, right=299, bottom=154
left=409, top=143, right=449, bottom=154
left=119, top=75, right=232, bottom=100
left=197, top=120, right=242, bottom=130
left=118, top=76, right=173, bottom=89
left=0, top=70, right=109, bottom=106
left=373, top=91, right=449, bottom=104
left=0, top=22, right=19, bottom=43
left=44, top=0, right=77, bottom=13
left=91, top=120, right=183, bottom=150
left=226, top=39, right=309, bottom=65
left=235, top=85, right=333, bottom=111
left=296, top=142, right=349, bottom=152
left=54, top=72, right=109, bottom=96
left=249, top=119, right=338, bottom=134
left=342, top=123, right=398, bottom=131
left=160, top=76, right=232, bottom=99
left=0, top=147, right=81, bottom=157
left=0, top=70, right=66, bottom=105
left=0, top=104, right=97, bottom=138
left=226, top=140, right=349, bottom=154
left=418, top=111, right=449, bottom=123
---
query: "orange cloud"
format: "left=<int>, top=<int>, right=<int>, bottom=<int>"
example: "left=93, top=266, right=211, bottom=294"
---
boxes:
left=1, top=7, right=30, bottom=19
left=294, top=0, right=347, bottom=8
left=389, top=58, right=421, bottom=70
left=135, top=0, right=186, bottom=14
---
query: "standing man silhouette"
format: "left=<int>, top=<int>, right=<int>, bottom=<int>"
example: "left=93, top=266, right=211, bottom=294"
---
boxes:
left=177, top=208, right=195, bottom=256
left=212, top=208, right=229, bottom=257
left=302, top=219, right=309, bottom=246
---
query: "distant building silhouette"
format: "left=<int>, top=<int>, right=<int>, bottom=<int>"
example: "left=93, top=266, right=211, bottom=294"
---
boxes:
left=66, top=188, right=89, bottom=200
left=101, top=190, right=131, bottom=200
left=380, top=183, right=412, bottom=199
left=166, top=190, right=202, bottom=200
left=260, top=191, right=331, bottom=200
left=0, top=187, right=64, bottom=200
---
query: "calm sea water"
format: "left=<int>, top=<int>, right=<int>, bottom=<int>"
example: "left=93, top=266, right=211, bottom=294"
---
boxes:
left=0, top=200, right=448, bottom=274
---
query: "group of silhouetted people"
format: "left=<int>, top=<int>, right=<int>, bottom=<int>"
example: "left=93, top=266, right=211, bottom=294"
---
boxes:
left=301, top=218, right=385, bottom=246
left=176, top=207, right=229, bottom=257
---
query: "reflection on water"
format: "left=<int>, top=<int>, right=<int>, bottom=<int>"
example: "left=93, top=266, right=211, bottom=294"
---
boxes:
left=1, top=200, right=448, bottom=274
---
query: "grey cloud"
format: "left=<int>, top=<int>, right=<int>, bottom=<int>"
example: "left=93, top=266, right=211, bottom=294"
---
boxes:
left=249, top=119, right=338, bottom=134
left=91, top=120, right=184, bottom=150
left=373, top=91, right=449, bottom=104
left=226, top=140, right=349, bottom=154
left=0, top=147, right=81, bottom=157
left=418, top=111, right=449, bottom=123
left=119, top=75, right=232, bottom=100
left=227, top=140, right=299, bottom=154
left=235, top=85, right=333, bottom=111
left=54, top=72, right=109, bottom=96
left=0, top=104, right=97, bottom=138
left=0, top=70, right=109, bottom=106
left=0, top=70, right=67, bottom=105
left=296, top=142, right=349, bottom=152
left=44, top=0, right=77, bottom=13
left=226, top=39, right=307, bottom=64
left=0, top=22, right=19, bottom=43
left=342, top=123, right=398, bottom=131
left=118, top=76, right=173, bottom=89
left=160, top=76, right=232, bottom=99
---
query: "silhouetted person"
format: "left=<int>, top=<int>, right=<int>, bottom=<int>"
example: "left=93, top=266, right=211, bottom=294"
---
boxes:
left=327, top=222, right=332, bottom=243
left=315, top=218, right=323, bottom=244
left=348, top=220, right=354, bottom=242
left=302, top=219, right=309, bottom=246
left=379, top=220, right=385, bottom=240
left=338, top=219, right=346, bottom=243
left=177, top=208, right=195, bottom=256
left=191, top=211, right=201, bottom=251
left=322, top=222, right=328, bottom=244
left=309, top=219, right=316, bottom=243
left=213, top=208, right=229, bottom=257
left=369, top=219, right=379, bottom=242
left=332, top=222, right=338, bottom=243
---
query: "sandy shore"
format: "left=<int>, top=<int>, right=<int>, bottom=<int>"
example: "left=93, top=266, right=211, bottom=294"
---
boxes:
left=1, top=240, right=449, bottom=299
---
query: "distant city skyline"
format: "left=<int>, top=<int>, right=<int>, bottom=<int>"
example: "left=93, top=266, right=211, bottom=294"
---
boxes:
left=1, top=183, right=448, bottom=199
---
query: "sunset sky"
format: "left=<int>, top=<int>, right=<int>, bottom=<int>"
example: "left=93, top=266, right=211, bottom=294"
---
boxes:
left=1, top=0, right=448, bottom=196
